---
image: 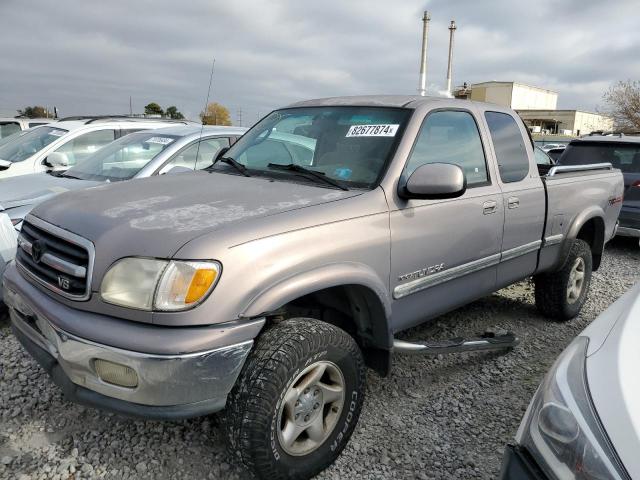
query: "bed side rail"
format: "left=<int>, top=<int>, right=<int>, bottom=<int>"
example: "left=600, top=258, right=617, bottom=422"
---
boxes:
left=546, top=163, right=613, bottom=177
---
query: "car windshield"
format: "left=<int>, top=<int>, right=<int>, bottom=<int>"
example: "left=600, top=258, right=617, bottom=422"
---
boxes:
left=0, top=129, right=25, bottom=148
left=64, top=131, right=180, bottom=182
left=558, top=142, right=640, bottom=173
left=0, top=126, right=68, bottom=163
left=215, top=106, right=411, bottom=188
left=0, top=121, right=21, bottom=139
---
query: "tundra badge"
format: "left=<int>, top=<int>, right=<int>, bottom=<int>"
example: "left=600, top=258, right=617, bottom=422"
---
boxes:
left=398, top=263, right=445, bottom=282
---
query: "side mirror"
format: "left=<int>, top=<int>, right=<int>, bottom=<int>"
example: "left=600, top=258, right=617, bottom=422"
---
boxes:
left=44, top=152, right=69, bottom=171
left=215, top=146, right=230, bottom=161
left=399, top=163, right=466, bottom=200
left=0, top=159, right=10, bottom=171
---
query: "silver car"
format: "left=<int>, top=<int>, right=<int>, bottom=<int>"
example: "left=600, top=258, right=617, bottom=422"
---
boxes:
left=0, top=125, right=246, bottom=301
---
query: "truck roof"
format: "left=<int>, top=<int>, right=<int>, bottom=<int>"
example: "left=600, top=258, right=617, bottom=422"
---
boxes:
left=287, top=95, right=480, bottom=110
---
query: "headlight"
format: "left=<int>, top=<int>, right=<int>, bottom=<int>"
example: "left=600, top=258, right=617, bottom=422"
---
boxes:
left=101, top=258, right=221, bottom=311
left=518, top=336, right=628, bottom=479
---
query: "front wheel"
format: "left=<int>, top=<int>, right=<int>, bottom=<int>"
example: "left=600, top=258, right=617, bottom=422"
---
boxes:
left=534, top=239, right=593, bottom=321
left=222, top=318, right=366, bottom=480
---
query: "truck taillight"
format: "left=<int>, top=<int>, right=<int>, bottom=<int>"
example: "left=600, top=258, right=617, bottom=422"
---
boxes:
left=633, top=180, right=640, bottom=188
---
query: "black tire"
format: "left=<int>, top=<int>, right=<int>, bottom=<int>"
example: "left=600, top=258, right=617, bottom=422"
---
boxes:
left=222, top=318, right=366, bottom=480
left=534, top=239, right=592, bottom=321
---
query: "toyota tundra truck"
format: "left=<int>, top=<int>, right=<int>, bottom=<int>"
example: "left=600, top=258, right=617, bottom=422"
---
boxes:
left=3, top=96, right=623, bottom=479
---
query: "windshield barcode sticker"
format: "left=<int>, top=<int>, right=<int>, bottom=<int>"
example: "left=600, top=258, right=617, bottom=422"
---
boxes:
left=145, top=137, right=174, bottom=145
left=346, top=124, right=399, bottom=137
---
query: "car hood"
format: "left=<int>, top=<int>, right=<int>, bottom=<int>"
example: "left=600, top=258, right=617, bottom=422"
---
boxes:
left=584, top=282, right=640, bottom=478
left=30, top=171, right=360, bottom=277
left=0, top=173, right=99, bottom=211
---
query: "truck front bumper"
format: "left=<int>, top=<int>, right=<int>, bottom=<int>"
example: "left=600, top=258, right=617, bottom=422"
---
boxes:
left=3, top=264, right=263, bottom=420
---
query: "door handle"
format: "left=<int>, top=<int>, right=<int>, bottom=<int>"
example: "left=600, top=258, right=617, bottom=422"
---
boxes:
left=483, top=200, right=497, bottom=215
left=508, top=197, right=520, bottom=209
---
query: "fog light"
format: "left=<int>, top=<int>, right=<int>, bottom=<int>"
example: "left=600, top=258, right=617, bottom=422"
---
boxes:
left=94, top=359, right=138, bottom=388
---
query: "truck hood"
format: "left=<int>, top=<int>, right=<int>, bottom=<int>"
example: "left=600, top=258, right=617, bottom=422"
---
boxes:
left=30, top=170, right=359, bottom=266
left=584, top=282, right=640, bottom=478
left=0, top=173, right=99, bottom=211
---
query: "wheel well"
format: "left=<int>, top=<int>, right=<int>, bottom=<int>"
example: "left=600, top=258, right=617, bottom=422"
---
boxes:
left=576, top=217, right=605, bottom=270
left=265, top=285, right=392, bottom=376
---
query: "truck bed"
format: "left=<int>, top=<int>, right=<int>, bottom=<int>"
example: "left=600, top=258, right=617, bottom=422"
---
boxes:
left=537, top=162, right=623, bottom=273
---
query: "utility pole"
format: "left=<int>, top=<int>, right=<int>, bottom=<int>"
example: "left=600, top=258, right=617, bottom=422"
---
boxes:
left=418, top=11, right=431, bottom=96
left=237, top=108, right=243, bottom=127
left=446, top=20, right=457, bottom=96
left=129, top=96, right=133, bottom=116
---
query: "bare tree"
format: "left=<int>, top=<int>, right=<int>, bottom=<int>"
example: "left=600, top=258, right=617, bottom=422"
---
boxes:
left=603, top=80, right=640, bottom=132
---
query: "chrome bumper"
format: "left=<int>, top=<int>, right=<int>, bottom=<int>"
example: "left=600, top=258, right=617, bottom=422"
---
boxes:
left=5, top=284, right=255, bottom=414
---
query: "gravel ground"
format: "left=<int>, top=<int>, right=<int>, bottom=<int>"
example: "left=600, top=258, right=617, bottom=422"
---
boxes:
left=1, top=237, right=638, bottom=480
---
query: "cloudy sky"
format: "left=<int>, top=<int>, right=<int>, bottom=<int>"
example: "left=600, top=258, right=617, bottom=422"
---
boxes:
left=1, top=0, right=637, bottom=125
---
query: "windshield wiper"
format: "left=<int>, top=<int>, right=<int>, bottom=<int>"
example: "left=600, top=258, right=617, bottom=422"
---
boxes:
left=267, top=163, right=349, bottom=191
left=53, top=172, right=82, bottom=180
left=215, top=156, right=251, bottom=177
left=60, top=173, right=83, bottom=180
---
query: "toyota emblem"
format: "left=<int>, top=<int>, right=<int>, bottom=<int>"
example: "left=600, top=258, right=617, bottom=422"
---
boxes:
left=31, top=240, right=45, bottom=263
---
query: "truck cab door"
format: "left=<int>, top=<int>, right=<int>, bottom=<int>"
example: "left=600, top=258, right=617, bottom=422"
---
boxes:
left=483, top=111, right=546, bottom=288
left=388, top=109, right=505, bottom=331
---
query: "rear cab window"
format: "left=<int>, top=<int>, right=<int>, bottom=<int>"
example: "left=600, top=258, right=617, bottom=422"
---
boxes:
left=405, top=110, right=489, bottom=186
left=484, top=111, right=530, bottom=183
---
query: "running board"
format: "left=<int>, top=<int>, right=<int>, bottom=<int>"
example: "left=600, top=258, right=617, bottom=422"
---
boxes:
left=393, top=330, right=519, bottom=355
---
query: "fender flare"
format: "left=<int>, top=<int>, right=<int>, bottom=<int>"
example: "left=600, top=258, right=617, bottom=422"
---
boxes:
left=241, top=262, right=393, bottom=348
left=561, top=206, right=606, bottom=268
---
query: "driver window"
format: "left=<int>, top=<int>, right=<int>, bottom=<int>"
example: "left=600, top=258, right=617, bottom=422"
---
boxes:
left=53, top=129, right=116, bottom=166
left=164, top=137, right=230, bottom=171
left=406, top=110, right=488, bottom=186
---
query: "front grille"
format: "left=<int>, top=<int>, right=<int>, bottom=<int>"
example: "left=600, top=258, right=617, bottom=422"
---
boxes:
left=16, top=216, right=94, bottom=300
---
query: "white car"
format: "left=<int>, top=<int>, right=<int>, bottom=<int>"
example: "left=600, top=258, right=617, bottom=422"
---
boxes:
left=0, top=116, right=191, bottom=179
left=501, top=282, right=640, bottom=479
left=0, top=117, right=53, bottom=140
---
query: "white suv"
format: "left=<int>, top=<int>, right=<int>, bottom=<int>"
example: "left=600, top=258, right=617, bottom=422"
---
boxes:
left=0, top=117, right=53, bottom=140
left=0, top=116, right=191, bottom=179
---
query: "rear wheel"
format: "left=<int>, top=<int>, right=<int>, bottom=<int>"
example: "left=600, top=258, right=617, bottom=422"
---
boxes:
left=534, top=239, right=592, bottom=321
left=222, top=318, right=366, bottom=480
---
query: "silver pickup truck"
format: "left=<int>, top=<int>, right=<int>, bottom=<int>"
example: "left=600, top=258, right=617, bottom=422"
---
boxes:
left=3, top=96, right=623, bottom=480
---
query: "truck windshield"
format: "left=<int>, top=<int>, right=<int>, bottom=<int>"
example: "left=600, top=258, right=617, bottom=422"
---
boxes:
left=217, top=106, right=411, bottom=188
left=558, top=142, right=640, bottom=173
left=0, top=126, right=68, bottom=163
left=64, top=131, right=180, bottom=182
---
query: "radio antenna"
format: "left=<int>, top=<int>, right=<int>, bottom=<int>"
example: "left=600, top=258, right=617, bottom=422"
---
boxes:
left=194, top=58, right=216, bottom=167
